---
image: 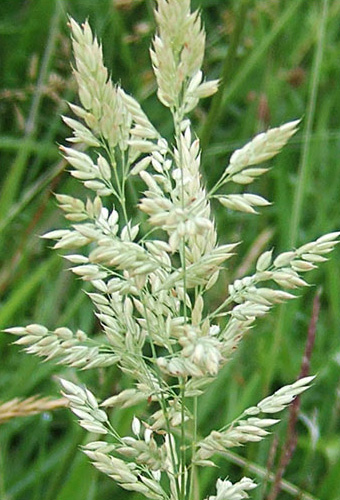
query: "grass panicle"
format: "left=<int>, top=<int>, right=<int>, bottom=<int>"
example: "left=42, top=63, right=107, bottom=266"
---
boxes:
left=1, top=1, right=340, bottom=499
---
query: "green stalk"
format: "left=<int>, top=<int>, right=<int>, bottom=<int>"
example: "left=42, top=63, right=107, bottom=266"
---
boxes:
left=174, top=113, right=189, bottom=500
left=188, top=396, right=198, bottom=500
left=140, top=297, right=181, bottom=500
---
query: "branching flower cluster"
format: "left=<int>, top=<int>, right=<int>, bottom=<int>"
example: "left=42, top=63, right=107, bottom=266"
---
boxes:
left=5, top=1, right=339, bottom=499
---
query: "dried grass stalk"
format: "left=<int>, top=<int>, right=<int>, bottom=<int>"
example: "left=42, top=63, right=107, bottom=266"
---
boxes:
left=0, top=396, right=68, bottom=424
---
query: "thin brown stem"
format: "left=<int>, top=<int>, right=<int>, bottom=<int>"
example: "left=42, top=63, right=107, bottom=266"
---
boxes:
left=267, top=290, right=321, bottom=500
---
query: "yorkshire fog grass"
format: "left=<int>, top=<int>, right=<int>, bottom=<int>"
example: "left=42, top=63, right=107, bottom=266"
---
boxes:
left=1, top=1, right=340, bottom=500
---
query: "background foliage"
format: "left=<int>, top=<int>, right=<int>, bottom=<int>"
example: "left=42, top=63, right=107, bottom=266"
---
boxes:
left=1, top=0, right=340, bottom=499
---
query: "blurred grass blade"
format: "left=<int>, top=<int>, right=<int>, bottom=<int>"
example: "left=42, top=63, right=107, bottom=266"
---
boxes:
left=289, top=0, right=329, bottom=246
left=0, top=1, right=63, bottom=222
left=0, top=254, right=59, bottom=331
left=0, top=156, right=65, bottom=234
left=200, top=0, right=251, bottom=151
left=221, top=0, right=304, bottom=110
left=220, top=449, right=320, bottom=500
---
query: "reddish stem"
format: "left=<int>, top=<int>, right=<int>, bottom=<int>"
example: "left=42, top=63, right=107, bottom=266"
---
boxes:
left=267, top=291, right=321, bottom=500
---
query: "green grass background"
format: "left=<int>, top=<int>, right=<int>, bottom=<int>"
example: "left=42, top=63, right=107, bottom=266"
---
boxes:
left=1, top=0, right=340, bottom=499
